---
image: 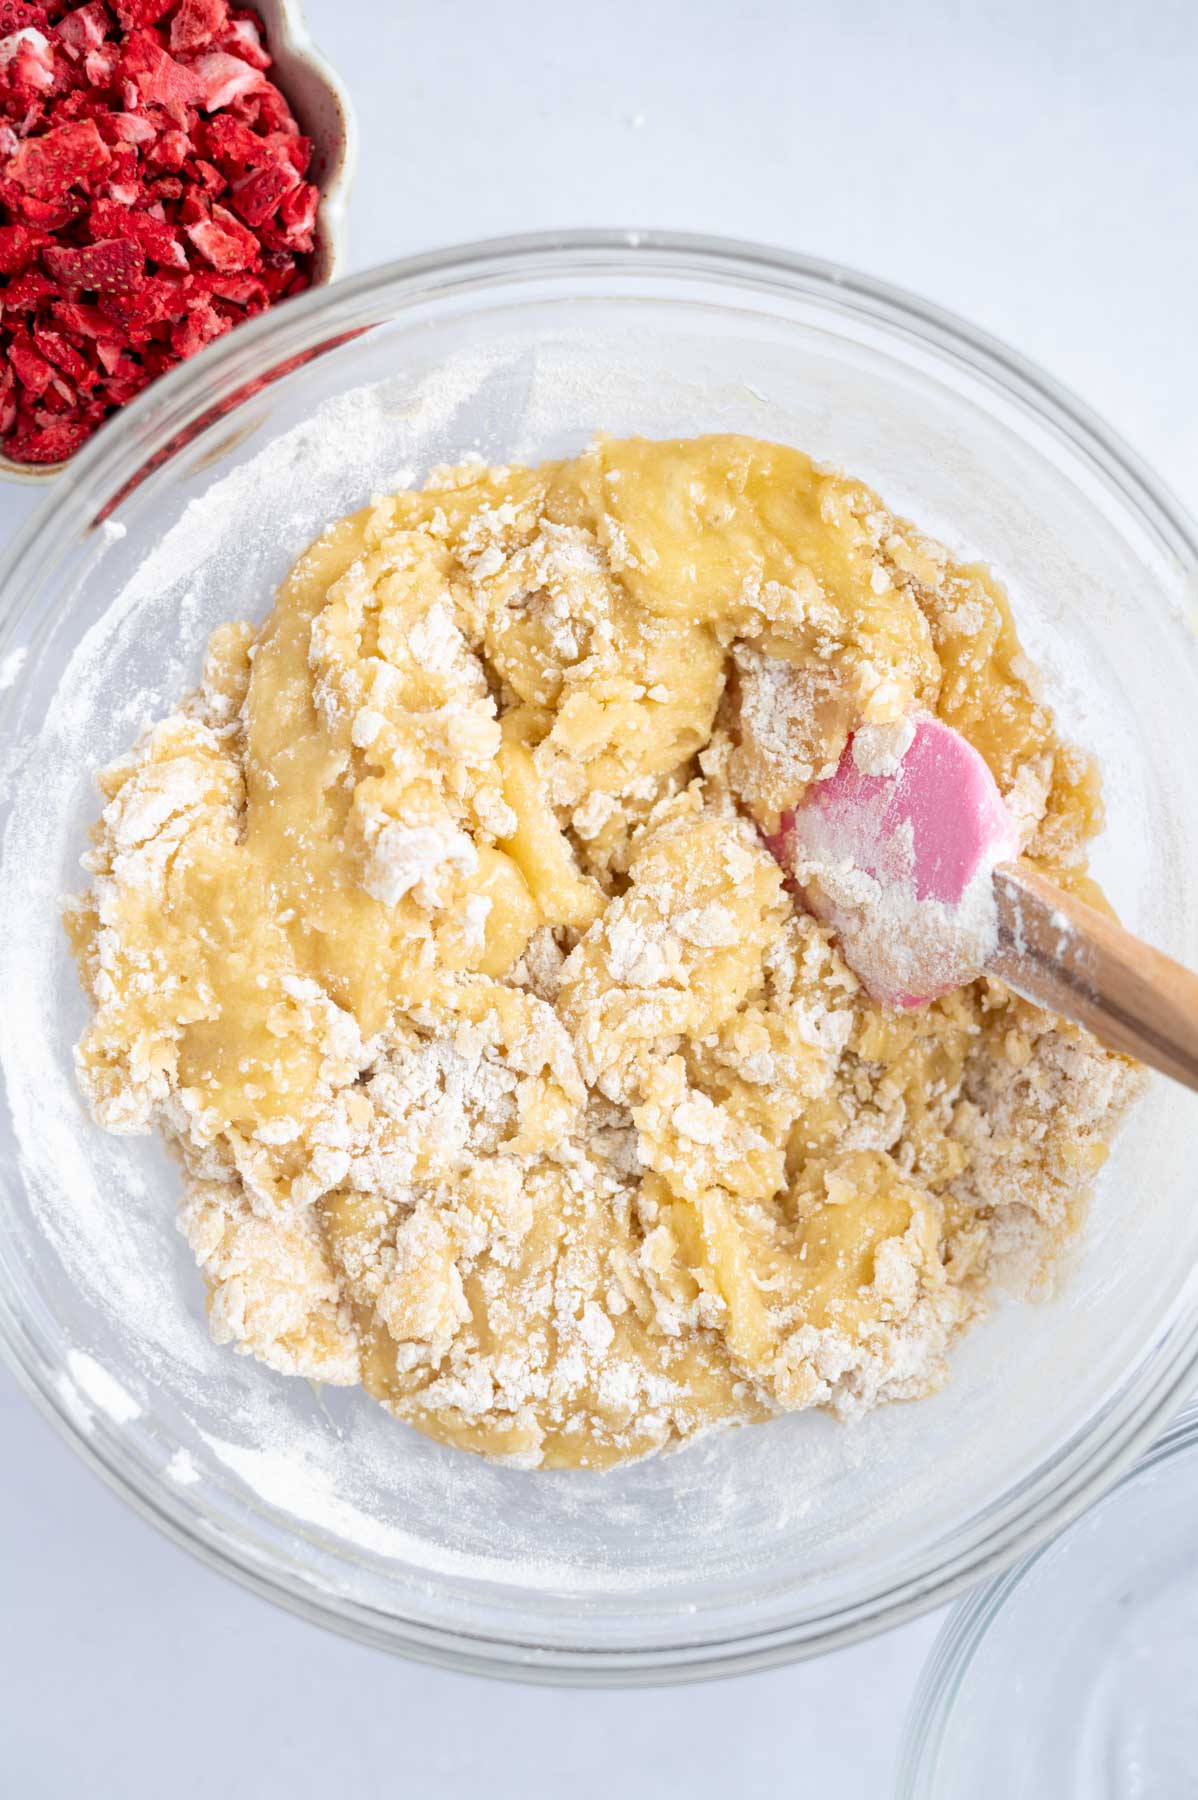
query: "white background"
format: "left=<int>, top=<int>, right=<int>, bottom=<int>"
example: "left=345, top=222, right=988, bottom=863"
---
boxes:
left=2, top=2, right=1196, bottom=1793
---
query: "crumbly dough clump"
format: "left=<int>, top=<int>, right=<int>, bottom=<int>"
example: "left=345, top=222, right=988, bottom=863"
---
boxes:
left=68, top=436, right=1139, bottom=1470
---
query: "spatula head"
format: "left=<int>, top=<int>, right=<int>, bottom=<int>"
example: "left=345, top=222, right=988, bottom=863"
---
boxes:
left=770, top=716, right=1020, bottom=1006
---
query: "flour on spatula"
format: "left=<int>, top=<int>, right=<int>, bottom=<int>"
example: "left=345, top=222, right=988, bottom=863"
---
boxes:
left=780, top=715, right=1021, bottom=1006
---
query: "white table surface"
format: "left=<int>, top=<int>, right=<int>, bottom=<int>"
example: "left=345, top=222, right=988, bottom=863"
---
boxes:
left=2, top=3, right=1195, bottom=1794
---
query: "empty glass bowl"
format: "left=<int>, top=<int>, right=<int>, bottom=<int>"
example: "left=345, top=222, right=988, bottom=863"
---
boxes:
left=1, top=232, right=1197, bottom=1681
left=900, top=1402, right=1198, bottom=1795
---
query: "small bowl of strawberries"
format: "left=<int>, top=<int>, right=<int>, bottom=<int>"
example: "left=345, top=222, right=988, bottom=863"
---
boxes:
left=0, top=0, right=355, bottom=477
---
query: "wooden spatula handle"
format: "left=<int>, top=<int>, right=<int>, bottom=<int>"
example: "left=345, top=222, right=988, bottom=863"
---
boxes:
left=989, top=863, right=1198, bottom=1092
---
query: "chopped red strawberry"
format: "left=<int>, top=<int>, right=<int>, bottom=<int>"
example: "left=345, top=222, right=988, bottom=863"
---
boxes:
left=82, top=41, right=117, bottom=83
left=0, top=217, right=50, bottom=269
left=112, top=0, right=173, bottom=28
left=2, top=265, right=56, bottom=304
left=44, top=234, right=144, bottom=290
left=99, top=268, right=188, bottom=331
left=184, top=197, right=257, bottom=271
left=51, top=295, right=116, bottom=336
left=247, top=81, right=296, bottom=133
left=217, top=9, right=268, bottom=70
left=89, top=194, right=186, bottom=265
left=0, top=6, right=52, bottom=36
left=191, top=265, right=263, bottom=306
left=33, top=320, right=93, bottom=383
left=189, top=48, right=262, bottom=111
left=170, top=0, right=227, bottom=56
left=146, top=123, right=188, bottom=167
left=119, top=28, right=203, bottom=111
left=103, top=108, right=155, bottom=145
left=0, top=26, right=57, bottom=95
left=170, top=288, right=228, bottom=356
left=6, top=115, right=110, bottom=194
left=1, top=179, right=81, bottom=226
left=187, top=153, right=225, bottom=195
left=200, top=108, right=258, bottom=165
left=8, top=327, right=54, bottom=392
left=4, top=414, right=90, bottom=459
left=228, top=154, right=295, bottom=225
left=277, top=178, right=316, bottom=244
left=54, top=3, right=110, bottom=59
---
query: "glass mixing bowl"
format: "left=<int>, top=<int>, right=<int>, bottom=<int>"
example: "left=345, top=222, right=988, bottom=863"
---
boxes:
left=899, top=1403, right=1198, bottom=1796
left=1, top=232, right=1197, bottom=1683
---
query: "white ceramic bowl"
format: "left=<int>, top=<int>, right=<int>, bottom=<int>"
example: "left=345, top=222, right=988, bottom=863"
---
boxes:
left=0, top=0, right=356, bottom=484
left=1, top=234, right=1197, bottom=1682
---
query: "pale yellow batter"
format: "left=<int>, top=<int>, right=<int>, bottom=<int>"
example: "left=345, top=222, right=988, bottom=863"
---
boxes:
left=68, top=436, right=1137, bottom=1469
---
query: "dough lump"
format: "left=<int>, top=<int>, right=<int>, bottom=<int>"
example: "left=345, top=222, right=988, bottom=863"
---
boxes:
left=68, top=436, right=1139, bottom=1470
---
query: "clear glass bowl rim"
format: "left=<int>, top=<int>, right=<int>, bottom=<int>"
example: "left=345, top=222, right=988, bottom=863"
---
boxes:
left=2, top=228, right=1198, bottom=1684
left=897, top=1402, right=1198, bottom=1795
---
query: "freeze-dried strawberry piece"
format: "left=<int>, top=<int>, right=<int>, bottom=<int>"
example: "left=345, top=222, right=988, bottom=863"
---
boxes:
left=189, top=49, right=263, bottom=111
left=120, top=30, right=203, bottom=111
left=190, top=264, right=265, bottom=306
left=4, top=414, right=90, bottom=461
left=146, top=124, right=189, bottom=168
left=93, top=339, right=128, bottom=374
left=0, top=4, right=50, bottom=35
left=188, top=154, right=226, bottom=196
left=0, top=217, right=51, bottom=269
left=41, top=378, right=81, bottom=414
left=112, top=0, right=172, bottom=27
left=184, top=198, right=258, bottom=271
left=170, top=291, right=229, bottom=357
left=46, top=89, right=110, bottom=127
left=217, top=8, right=269, bottom=71
left=243, top=81, right=296, bottom=134
left=277, top=178, right=316, bottom=245
left=83, top=41, right=118, bottom=85
left=5, top=116, right=110, bottom=195
left=103, top=108, right=156, bottom=145
left=1, top=266, right=56, bottom=305
left=203, top=115, right=309, bottom=178
left=2, top=183, right=81, bottom=226
left=8, top=329, right=55, bottom=395
left=54, top=2, right=110, bottom=58
left=0, top=25, right=57, bottom=96
left=229, top=155, right=296, bottom=225
left=200, top=110, right=260, bottom=166
left=102, top=365, right=149, bottom=404
left=256, top=258, right=295, bottom=300
left=170, top=0, right=227, bottom=55
left=276, top=130, right=311, bottom=176
left=44, top=234, right=145, bottom=291
left=33, top=323, right=96, bottom=386
left=177, top=183, right=206, bottom=222
left=99, top=268, right=188, bottom=330
left=98, top=136, right=137, bottom=180
left=51, top=295, right=119, bottom=337
left=89, top=195, right=188, bottom=266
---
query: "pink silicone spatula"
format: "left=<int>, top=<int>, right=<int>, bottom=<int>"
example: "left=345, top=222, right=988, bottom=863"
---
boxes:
left=773, top=716, right=1198, bottom=1094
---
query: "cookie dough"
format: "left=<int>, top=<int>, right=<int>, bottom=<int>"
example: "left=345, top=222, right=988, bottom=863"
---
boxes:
left=68, top=436, right=1138, bottom=1469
